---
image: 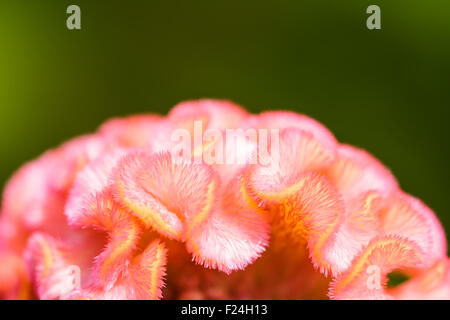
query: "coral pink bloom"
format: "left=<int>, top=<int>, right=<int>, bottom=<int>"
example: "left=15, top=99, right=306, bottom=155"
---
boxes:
left=0, top=135, right=109, bottom=253
left=99, top=114, right=163, bottom=149
left=0, top=99, right=448, bottom=300
left=0, top=251, right=29, bottom=299
left=169, top=99, right=249, bottom=130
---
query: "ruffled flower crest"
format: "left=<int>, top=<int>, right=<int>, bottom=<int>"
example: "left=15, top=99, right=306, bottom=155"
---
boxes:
left=0, top=99, right=448, bottom=300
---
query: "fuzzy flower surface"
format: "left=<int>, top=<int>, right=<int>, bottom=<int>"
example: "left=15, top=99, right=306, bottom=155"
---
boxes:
left=0, top=99, right=449, bottom=300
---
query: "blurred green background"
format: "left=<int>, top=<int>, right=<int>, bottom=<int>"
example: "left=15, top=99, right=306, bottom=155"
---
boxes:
left=0, top=1, right=449, bottom=246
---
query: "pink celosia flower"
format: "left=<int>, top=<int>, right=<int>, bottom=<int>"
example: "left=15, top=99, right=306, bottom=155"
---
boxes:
left=0, top=99, right=448, bottom=300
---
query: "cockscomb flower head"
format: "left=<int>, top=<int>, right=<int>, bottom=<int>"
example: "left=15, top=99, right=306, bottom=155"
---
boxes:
left=0, top=99, right=448, bottom=300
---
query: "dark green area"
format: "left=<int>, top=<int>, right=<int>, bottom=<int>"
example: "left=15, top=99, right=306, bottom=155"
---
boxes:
left=387, top=271, right=411, bottom=288
left=0, top=1, right=449, bottom=246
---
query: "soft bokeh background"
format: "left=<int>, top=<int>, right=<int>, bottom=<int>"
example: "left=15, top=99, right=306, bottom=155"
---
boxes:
left=0, top=1, right=449, bottom=246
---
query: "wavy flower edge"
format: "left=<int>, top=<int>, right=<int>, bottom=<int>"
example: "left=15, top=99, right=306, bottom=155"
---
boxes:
left=0, top=99, right=448, bottom=300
